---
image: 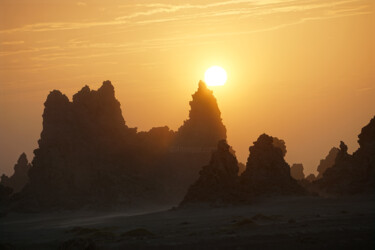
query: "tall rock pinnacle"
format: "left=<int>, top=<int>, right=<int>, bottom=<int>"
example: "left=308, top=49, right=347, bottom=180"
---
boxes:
left=175, top=80, right=227, bottom=147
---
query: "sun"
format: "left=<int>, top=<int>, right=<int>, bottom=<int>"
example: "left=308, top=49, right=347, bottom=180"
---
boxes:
left=204, top=66, right=227, bottom=86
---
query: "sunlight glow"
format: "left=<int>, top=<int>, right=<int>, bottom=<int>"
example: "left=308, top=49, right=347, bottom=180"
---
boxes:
left=204, top=66, right=227, bottom=86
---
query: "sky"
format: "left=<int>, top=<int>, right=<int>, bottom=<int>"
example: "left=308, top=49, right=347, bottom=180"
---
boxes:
left=0, top=0, right=374, bottom=176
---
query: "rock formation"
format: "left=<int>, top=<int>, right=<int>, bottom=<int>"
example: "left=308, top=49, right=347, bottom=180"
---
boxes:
left=238, top=162, right=246, bottom=175
left=305, top=174, right=316, bottom=182
left=240, top=134, right=305, bottom=195
left=1, top=153, right=31, bottom=193
left=290, top=163, right=305, bottom=180
left=272, top=137, right=287, bottom=157
left=16, top=80, right=228, bottom=209
left=23, top=81, right=149, bottom=208
left=159, top=81, right=228, bottom=203
left=0, top=183, right=12, bottom=203
left=316, top=147, right=339, bottom=179
left=180, top=140, right=240, bottom=205
left=174, top=80, right=226, bottom=147
left=316, top=116, right=375, bottom=194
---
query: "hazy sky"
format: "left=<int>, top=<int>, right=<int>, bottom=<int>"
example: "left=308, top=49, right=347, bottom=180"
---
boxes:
left=0, top=0, right=374, bottom=176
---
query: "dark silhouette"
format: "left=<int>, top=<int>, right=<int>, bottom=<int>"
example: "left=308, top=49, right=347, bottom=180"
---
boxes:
left=174, top=80, right=226, bottom=147
left=180, top=140, right=240, bottom=206
left=153, top=80, right=227, bottom=203
left=290, top=163, right=305, bottom=180
left=13, top=80, right=227, bottom=210
left=316, top=116, right=375, bottom=194
left=0, top=153, right=31, bottom=193
left=240, top=134, right=305, bottom=195
left=272, top=137, right=287, bottom=157
left=316, top=147, right=339, bottom=179
left=305, top=173, right=316, bottom=182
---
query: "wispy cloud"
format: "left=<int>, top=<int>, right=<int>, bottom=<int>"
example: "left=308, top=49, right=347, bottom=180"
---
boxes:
left=76, top=2, right=87, bottom=7
left=0, top=0, right=370, bottom=34
left=1, top=41, right=25, bottom=45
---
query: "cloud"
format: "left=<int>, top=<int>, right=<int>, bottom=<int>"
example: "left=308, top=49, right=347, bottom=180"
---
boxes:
left=76, top=2, right=87, bottom=6
left=1, top=41, right=25, bottom=45
left=0, top=0, right=370, bottom=34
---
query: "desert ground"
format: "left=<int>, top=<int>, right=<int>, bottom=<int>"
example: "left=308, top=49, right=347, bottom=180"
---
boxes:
left=1, top=195, right=374, bottom=249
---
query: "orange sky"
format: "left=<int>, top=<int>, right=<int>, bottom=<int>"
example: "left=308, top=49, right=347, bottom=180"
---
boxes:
left=1, top=0, right=374, bottom=176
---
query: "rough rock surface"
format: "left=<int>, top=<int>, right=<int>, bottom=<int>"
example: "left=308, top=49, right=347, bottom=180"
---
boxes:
left=316, top=147, right=339, bottom=179
left=174, top=80, right=226, bottom=147
left=159, top=81, right=227, bottom=203
left=22, top=81, right=149, bottom=208
left=290, top=164, right=305, bottom=180
left=1, top=153, right=31, bottom=193
left=15, top=80, right=228, bottom=209
left=0, top=184, right=12, bottom=203
left=180, top=140, right=240, bottom=205
left=240, top=134, right=305, bottom=195
left=316, top=116, right=375, bottom=194
left=305, top=174, right=317, bottom=182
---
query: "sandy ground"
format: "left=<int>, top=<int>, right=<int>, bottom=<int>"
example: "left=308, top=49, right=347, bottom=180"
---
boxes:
left=0, top=195, right=374, bottom=249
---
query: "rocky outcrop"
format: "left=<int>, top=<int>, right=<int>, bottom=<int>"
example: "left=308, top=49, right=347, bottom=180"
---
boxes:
left=174, top=81, right=226, bottom=147
left=0, top=184, right=12, bottom=203
left=316, top=116, right=375, bottom=194
left=23, top=81, right=148, bottom=208
left=1, top=153, right=31, bottom=193
left=290, top=163, right=305, bottom=180
left=305, top=174, right=316, bottom=182
left=316, top=147, right=339, bottom=179
left=240, top=134, right=304, bottom=195
left=272, top=137, right=287, bottom=157
left=159, top=81, right=228, bottom=203
left=17, top=80, right=229, bottom=209
left=180, top=140, right=240, bottom=205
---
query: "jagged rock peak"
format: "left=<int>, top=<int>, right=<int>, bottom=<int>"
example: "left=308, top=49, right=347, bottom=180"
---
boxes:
left=98, top=80, right=115, bottom=96
left=0, top=153, right=31, bottom=193
left=73, top=81, right=116, bottom=103
left=272, top=137, right=287, bottom=157
left=175, top=80, right=227, bottom=147
left=16, top=153, right=28, bottom=169
left=189, top=80, right=222, bottom=120
left=291, top=163, right=305, bottom=180
left=316, top=147, right=339, bottom=179
left=358, top=116, right=375, bottom=147
left=45, top=90, right=69, bottom=106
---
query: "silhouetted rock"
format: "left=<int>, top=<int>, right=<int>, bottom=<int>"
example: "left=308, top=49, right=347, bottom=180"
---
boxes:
left=16, top=80, right=229, bottom=210
left=174, top=81, right=226, bottom=147
left=180, top=140, right=240, bottom=205
left=0, top=184, right=12, bottom=203
left=22, top=81, right=149, bottom=209
left=158, top=81, right=228, bottom=203
left=1, top=153, right=31, bottom=193
left=316, top=116, right=375, bottom=194
left=316, top=147, right=339, bottom=179
left=272, top=137, right=287, bottom=157
left=305, top=174, right=316, bottom=182
left=240, top=134, right=305, bottom=195
left=290, top=163, right=305, bottom=180
left=238, top=162, right=246, bottom=175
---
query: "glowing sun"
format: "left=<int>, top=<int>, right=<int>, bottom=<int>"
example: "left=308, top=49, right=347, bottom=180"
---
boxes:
left=204, top=66, right=227, bottom=86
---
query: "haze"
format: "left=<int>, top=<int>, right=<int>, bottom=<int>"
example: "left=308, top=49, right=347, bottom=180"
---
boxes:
left=0, top=0, right=374, bottom=176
